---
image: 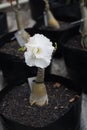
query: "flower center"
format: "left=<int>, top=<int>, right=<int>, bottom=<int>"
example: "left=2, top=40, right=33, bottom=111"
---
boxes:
left=32, top=47, right=42, bottom=57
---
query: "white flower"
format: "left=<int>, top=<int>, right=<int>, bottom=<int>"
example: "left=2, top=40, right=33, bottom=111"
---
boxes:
left=24, top=34, right=54, bottom=68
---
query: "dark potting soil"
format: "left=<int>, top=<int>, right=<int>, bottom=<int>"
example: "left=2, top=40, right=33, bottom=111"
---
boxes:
left=0, top=81, right=79, bottom=128
left=0, top=40, right=24, bottom=60
left=65, top=34, right=87, bottom=51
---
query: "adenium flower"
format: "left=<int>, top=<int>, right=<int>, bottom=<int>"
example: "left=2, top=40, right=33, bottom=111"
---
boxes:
left=24, top=34, right=54, bottom=68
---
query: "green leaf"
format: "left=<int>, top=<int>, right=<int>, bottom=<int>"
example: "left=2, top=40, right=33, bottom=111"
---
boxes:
left=18, top=46, right=26, bottom=52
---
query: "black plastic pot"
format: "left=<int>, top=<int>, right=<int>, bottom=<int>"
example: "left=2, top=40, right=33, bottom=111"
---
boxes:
left=0, top=28, right=33, bottom=85
left=62, top=32, right=87, bottom=94
left=0, top=12, right=8, bottom=36
left=0, top=73, right=82, bottom=130
left=33, top=22, right=80, bottom=58
left=29, top=0, right=81, bottom=22
left=50, top=2, right=81, bottom=22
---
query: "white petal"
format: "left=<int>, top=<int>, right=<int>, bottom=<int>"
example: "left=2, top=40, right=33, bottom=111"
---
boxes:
left=24, top=52, right=35, bottom=66
left=35, top=58, right=50, bottom=68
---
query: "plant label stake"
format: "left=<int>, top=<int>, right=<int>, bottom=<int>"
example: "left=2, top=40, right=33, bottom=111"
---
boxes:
left=28, top=77, right=36, bottom=91
left=15, top=29, right=29, bottom=47
left=43, top=11, right=48, bottom=27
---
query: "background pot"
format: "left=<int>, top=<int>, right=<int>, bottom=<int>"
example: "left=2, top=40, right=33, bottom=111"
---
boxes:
left=0, top=73, right=82, bottom=130
left=62, top=32, right=87, bottom=94
left=29, top=0, right=81, bottom=23
left=33, top=22, right=80, bottom=58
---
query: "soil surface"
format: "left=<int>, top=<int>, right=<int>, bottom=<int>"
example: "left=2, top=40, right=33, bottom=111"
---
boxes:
left=0, top=81, right=79, bottom=128
left=0, top=40, right=24, bottom=60
left=65, top=34, right=86, bottom=50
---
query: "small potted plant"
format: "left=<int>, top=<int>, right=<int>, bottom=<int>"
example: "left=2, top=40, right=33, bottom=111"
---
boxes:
left=0, top=33, right=82, bottom=130
left=0, top=0, right=38, bottom=86
left=29, top=0, right=81, bottom=58
left=24, top=33, right=55, bottom=106
left=0, top=0, right=36, bottom=57
left=62, top=0, right=87, bottom=93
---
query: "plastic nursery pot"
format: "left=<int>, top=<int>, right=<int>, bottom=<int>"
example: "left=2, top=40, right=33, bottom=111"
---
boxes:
left=50, top=2, right=81, bottom=22
left=62, top=32, right=87, bottom=94
left=0, top=12, right=8, bottom=36
left=33, top=21, right=80, bottom=59
left=29, top=0, right=81, bottom=22
left=0, top=28, right=34, bottom=86
left=0, top=28, right=35, bottom=62
left=0, top=27, right=36, bottom=62
left=0, top=73, right=82, bottom=130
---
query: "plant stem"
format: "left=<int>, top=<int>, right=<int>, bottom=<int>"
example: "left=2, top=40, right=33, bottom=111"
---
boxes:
left=15, top=10, right=23, bottom=31
left=36, top=68, right=45, bottom=83
left=29, top=68, right=48, bottom=106
left=11, top=0, right=23, bottom=30
left=10, top=0, right=30, bottom=45
left=80, top=0, right=87, bottom=48
left=43, top=0, right=60, bottom=29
